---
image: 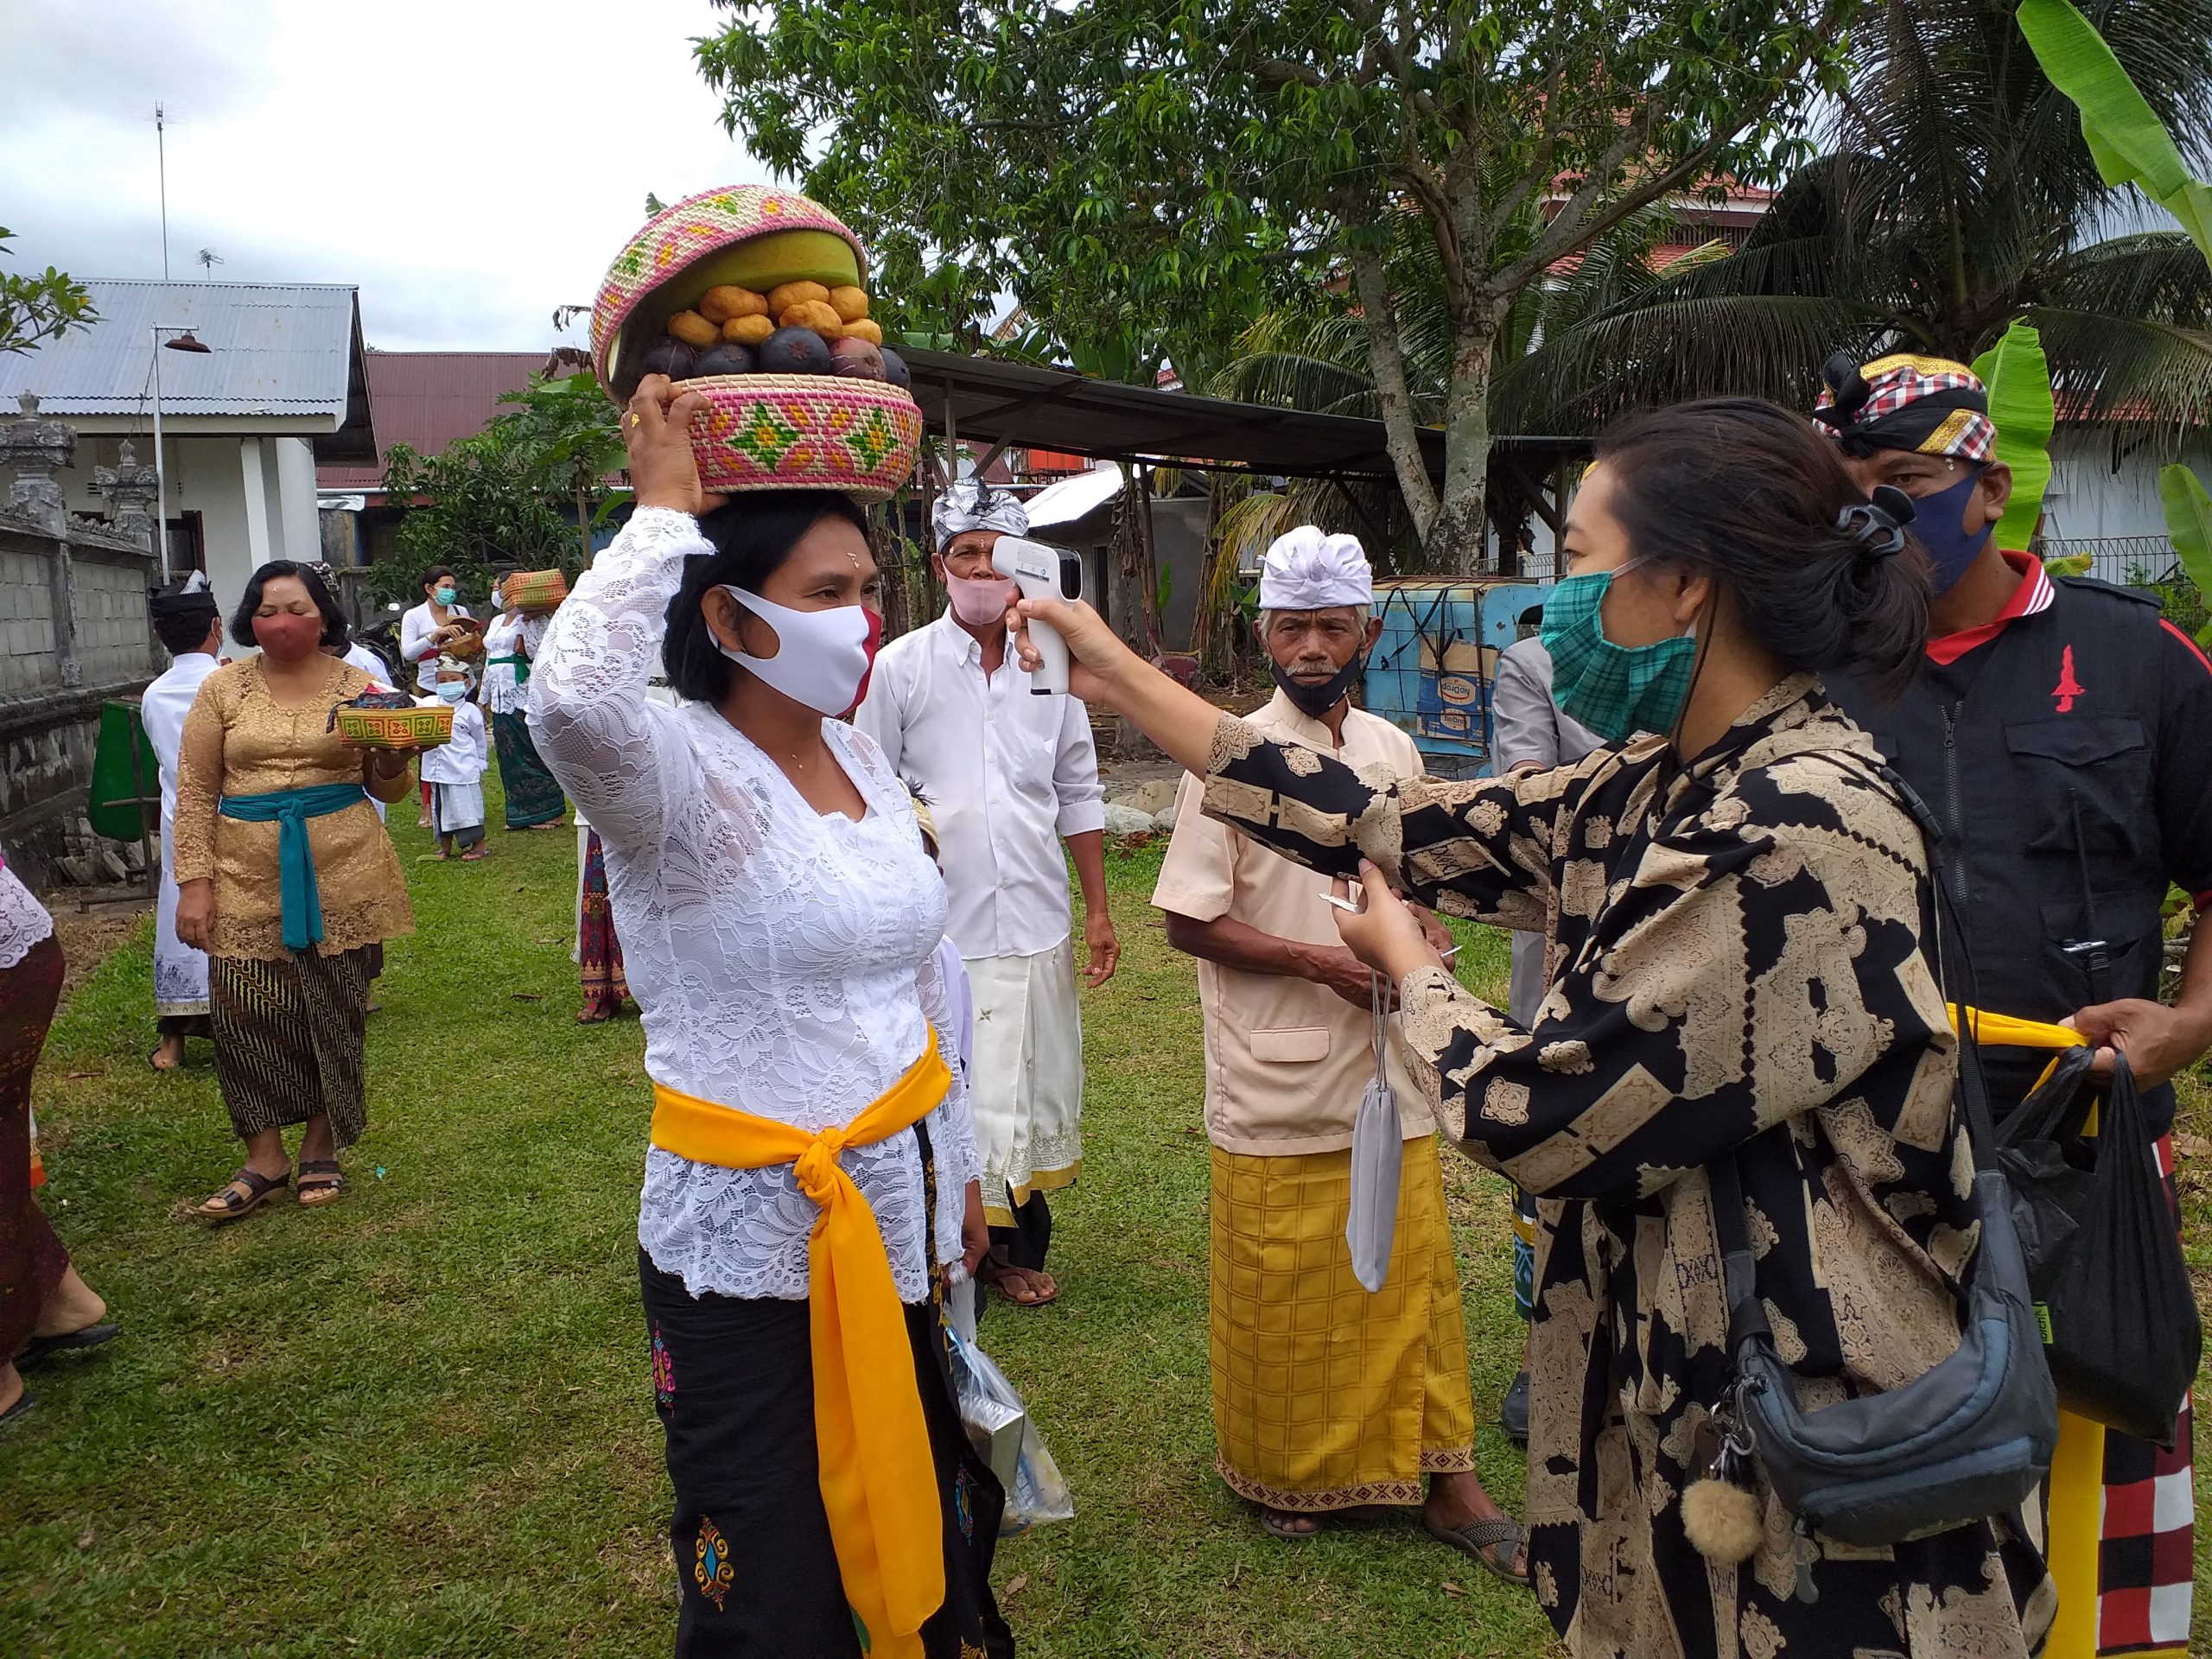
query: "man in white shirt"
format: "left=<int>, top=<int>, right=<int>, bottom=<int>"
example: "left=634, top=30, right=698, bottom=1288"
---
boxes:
left=140, top=573, right=225, bottom=1071
left=855, top=479, right=1117, bottom=1306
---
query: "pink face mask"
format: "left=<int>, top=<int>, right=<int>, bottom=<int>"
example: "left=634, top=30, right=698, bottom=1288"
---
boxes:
left=945, top=573, right=1014, bottom=628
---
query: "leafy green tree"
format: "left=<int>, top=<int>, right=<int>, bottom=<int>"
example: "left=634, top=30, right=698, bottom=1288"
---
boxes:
left=0, top=228, right=95, bottom=356
left=374, top=428, right=575, bottom=607
left=487, top=370, right=629, bottom=568
left=696, top=0, right=1853, bottom=573
left=1498, top=0, right=2212, bottom=441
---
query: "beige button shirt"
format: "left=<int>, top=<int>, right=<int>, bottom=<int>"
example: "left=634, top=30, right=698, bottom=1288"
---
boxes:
left=1152, top=690, right=1432, bottom=1156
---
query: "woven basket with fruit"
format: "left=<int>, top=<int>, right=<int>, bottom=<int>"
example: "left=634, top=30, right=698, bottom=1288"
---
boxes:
left=590, top=185, right=922, bottom=503
left=329, top=691, right=453, bottom=750
left=503, top=569, right=569, bottom=613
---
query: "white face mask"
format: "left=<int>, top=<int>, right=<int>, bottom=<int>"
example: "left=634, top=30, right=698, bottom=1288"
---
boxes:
left=716, top=586, right=873, bottom=715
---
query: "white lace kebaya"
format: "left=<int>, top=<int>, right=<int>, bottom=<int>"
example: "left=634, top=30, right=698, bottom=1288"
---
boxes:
left=531, top=506, right=980, bottom=1302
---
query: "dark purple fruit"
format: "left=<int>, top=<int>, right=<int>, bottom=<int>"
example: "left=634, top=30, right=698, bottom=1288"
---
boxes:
left=876, top=346, right=912, bottom=390
left=829, top=337, right=886, bottom=380
left=639, top=335, right=698, bottom=380
left=691, top=342, right=758, bottom=378
left=759, top=325, right=833, bottom=375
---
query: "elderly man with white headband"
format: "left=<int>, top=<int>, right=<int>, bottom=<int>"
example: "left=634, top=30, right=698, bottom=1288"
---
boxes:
left=1149, top=526, right=1527, bottom=1578
left=855, top=478, right=1116, bottom=1309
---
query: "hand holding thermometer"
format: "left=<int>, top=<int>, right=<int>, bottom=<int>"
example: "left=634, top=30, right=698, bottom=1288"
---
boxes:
left=991, top=536, right=1072, bottom=695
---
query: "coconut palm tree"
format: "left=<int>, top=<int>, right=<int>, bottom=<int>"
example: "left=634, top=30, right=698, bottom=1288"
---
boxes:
left=1494, top=0, right=2212, bottom=441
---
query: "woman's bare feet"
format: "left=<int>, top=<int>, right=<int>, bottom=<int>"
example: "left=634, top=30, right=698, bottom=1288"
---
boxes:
left=150, top=1034, right=186, bottom=1071
left=976, top=1246, right=1058, bottom=1306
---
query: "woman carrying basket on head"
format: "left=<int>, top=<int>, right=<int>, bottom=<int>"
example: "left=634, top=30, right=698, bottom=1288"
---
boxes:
left=1012, top=400, right=2055, bottom=1656
left=531, top=377, right=1007, bottom=1659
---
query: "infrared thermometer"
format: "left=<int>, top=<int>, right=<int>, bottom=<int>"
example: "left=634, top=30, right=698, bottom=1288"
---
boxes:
left=991, top=536, right=1075, bottom=695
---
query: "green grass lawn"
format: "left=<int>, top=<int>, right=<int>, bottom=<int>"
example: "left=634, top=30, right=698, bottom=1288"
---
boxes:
left=3, top=781, right=1560, bottom=1658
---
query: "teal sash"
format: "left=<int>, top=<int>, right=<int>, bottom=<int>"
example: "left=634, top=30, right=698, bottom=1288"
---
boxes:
left=218, top=783, right=368, bottom=952
left=487, top=652, right=531, bottom=684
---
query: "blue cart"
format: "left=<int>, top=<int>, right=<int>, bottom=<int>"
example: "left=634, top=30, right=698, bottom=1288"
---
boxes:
left=1363, top=579, right=1555, bottom=779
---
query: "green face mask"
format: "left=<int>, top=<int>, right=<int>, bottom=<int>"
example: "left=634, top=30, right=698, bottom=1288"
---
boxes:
left=1536, top=564, right=1697, bottom=744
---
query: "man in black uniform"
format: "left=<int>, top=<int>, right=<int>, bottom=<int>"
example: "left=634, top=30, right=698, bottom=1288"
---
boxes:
left=1816, top=353, right=2212, bottom=1656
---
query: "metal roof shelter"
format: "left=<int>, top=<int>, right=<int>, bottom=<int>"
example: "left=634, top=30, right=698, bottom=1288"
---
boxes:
left=0, top=280, right=376, bottom=463
left=898, top=345, right=1585, bottom=481
left=319, top=351, right=546, bottom=492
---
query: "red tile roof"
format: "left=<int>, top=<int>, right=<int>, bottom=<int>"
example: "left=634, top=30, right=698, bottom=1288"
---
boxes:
left=316, top=351, right=550, bottom=492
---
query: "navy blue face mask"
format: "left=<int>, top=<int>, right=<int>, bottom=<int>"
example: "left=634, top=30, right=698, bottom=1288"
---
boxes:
left=1910, top=468, right=1994, bottom=597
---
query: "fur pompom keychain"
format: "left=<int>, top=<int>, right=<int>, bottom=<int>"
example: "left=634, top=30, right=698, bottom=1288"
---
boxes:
left=1682, top=1389, right=1763, bottom=1567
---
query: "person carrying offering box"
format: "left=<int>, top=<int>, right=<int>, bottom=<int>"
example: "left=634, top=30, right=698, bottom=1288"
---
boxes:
left=172, top=562, right=417, bottom=1223
left=534, top=186, right=1008, bottom=1659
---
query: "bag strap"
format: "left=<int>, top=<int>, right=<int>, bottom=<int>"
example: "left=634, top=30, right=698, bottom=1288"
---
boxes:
left=1707, top=1154, right=1775, bottom=1353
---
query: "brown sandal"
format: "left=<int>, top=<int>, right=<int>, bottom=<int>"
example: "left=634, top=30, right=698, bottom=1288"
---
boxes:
left=296, top=1160, right=345, bottom=1208
left=197, top=1166, right=289, bottom=1223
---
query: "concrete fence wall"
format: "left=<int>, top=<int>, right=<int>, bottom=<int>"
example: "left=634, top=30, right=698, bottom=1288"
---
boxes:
left=0, top=509, right=163, bottom=890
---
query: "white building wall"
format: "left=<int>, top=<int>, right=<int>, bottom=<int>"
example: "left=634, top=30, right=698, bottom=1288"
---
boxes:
left=273, top=437, right=321, bottom=568
left=40, top=430, right=333, bottom=612
left=2043, top=429, right=2212, bottom=561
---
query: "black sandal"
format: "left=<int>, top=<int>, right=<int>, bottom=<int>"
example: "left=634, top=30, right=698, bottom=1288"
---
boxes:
left=296, top=1160, right=345, bottom=1208
left=1423, top=1513, right=1531, bottom=1585
left=16, top=1323, right=120, bottom=1369
left=195, top=1166, right=289, bottom=1223
left=0, top=1390, right=34, bottom=1431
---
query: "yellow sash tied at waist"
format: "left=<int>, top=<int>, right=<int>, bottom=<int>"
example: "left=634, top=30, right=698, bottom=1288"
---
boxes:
left=651, top=1031, right=951, bottom=1659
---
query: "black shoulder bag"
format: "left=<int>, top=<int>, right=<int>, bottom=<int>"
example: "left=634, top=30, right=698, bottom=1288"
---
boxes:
left=1691, top=762, right=2058, bottom=1587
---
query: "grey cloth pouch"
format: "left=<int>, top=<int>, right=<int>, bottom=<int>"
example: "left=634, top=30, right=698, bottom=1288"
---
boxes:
left=1345, top=971, right=1402, bottom=1292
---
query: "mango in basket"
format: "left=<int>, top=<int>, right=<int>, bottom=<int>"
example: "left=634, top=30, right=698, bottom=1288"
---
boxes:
left=840, top=318, right=884, bottom=346
left=699, top=284, right=769, bottom=324
left=722, top=314, right=776, bottom=346
left=829, top=286, right=870, bottom=324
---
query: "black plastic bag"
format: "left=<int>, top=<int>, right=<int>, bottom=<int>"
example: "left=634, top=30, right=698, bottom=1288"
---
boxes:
left=1994, top=1046, right=2198, bottom=1447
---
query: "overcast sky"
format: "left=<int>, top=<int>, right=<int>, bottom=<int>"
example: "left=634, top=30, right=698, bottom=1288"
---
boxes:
left=0, top=0, right=767, bottom=353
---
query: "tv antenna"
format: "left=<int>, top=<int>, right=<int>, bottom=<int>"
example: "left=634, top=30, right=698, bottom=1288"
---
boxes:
left=197, top=248, right=223, bottom=271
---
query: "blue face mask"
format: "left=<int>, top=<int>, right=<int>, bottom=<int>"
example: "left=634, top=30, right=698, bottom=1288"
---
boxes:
left=1904, top=468, right=1994, bottom=597
left=1537, top=564, right=1698, bottom=745
left=433, top=586, right=457, bottom=607
left=435, top=680, right=468, bottom=703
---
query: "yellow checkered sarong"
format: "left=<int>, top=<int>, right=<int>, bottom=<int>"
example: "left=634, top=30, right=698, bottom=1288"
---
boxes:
left=1208, top=1135, right=1477, bottom=1512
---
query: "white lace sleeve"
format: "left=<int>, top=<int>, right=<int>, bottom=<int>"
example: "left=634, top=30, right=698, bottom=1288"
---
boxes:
left=531, top=507, right=708, bottom=852
left=918, top=943, right=982, bottom=1271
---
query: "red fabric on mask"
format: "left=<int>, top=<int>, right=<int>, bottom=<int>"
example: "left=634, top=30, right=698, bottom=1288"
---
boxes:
left=252, top=613, right=324, bottom=662
left=844, top=608, right=886, bottom=717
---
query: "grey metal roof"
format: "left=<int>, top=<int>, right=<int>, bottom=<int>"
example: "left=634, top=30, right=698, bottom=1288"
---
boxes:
left=0, top=280, right=377, bottom=461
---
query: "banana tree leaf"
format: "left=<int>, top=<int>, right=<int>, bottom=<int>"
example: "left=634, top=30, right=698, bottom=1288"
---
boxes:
left=2158, top=462, right=2212, bottom=644
left=1975, top=321, right=2056, bottom=554
left=2017, top=0, right=2212, bottom=257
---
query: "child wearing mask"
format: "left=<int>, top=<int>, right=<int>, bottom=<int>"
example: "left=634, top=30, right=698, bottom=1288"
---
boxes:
left=418, top=658, right=490, bottom=860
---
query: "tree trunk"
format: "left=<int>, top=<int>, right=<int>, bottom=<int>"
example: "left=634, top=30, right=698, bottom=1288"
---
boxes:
left=575, top=485, right=594, bottom=569
left=1433, top=310, right=1500, bottom=577
left=1351, top=247, right=1441, bottom=543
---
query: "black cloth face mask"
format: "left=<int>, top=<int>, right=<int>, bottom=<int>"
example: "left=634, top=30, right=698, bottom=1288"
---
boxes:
left=1270, top=651, right=1368, bottom=718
